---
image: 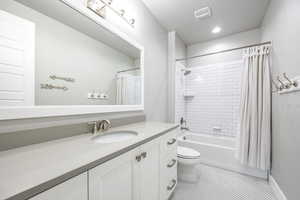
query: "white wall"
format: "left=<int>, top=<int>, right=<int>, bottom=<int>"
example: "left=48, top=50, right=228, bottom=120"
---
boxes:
left=168, top=31, right=187, bottom=123
left=174, top=34, right=187, bottom=124
left=106, top=0, right=169, bottom=121
left=34, top=15, right=136, bottom=105
left=175, top=35, right=187, bottom=61
left=187, top=29, right=262, bottom=66
left=261, top=0, right=300, bottom=199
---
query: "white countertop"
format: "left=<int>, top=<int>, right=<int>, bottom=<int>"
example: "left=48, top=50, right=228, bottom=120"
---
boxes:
left=0, top=121, right=178, bottom=200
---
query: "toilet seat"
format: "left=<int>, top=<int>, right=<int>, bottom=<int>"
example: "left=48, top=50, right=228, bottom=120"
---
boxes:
left=177, top=146, right=200, bottom=159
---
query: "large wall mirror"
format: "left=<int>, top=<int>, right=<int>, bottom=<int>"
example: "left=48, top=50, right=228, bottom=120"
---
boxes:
left=0, top=0, right=144, bottom=120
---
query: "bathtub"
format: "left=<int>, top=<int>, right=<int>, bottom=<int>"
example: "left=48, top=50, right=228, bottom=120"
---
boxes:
left=178, top=132, right=268, bottom=179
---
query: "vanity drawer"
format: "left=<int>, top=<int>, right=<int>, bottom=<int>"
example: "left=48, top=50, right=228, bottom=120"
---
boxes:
left=161, top=154, right=177, bottom=174
left=160, top=153, right=177, bottom=200
left=160, top=166, right=177, bottom=200
left=160, top=156, right=177, bottom=187
left=160, top=129, right=178, bottom=156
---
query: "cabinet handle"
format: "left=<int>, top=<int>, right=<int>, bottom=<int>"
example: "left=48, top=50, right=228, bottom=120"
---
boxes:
left=136, top=155, right=142, bottom=162
left=167, top=138, right=177, bottom=145
left=167, top=159, right=177, bottom=168
left=141, top=152, right=147, bottom=159
left=167, top=179, right=177, bottom=191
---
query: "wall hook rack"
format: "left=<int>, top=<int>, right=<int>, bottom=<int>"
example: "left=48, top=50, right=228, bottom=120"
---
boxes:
left=274, top=73, right=300, bottom=95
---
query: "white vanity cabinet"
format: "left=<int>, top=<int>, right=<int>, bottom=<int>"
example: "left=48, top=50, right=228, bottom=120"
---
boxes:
left=89, top=138, right=161, bottom=200
left=89, top=149, right=137, bottom=200
left=29, top=173, right=88, bottom=200
left=27, top=128, right=178, bottom=200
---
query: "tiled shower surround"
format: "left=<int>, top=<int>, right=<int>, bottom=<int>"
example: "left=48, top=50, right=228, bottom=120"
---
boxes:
left=176, top=60, right=243, bottom=137
left=175, top=62, right=186, bottom=124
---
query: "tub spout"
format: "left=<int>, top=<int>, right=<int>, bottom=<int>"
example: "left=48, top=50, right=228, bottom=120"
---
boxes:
left=181, top=127, right=190, bottom=131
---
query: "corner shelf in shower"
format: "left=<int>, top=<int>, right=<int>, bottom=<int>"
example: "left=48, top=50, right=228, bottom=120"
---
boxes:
left=183, top=91, right=196, bottom=98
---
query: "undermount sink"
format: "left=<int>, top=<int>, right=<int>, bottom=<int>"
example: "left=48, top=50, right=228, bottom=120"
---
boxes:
left=91, top=131, right=138, bottom=144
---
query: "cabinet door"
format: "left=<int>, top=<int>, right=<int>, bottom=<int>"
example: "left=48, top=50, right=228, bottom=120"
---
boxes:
left=89, top=150, right=138, bottom=200
left=30, top=173, right=88, bottom=200
left=138, top=139, right=160, bottom=200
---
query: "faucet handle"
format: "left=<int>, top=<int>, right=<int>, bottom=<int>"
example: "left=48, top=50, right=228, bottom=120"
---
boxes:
left=88, top=121, right=99, bottom=135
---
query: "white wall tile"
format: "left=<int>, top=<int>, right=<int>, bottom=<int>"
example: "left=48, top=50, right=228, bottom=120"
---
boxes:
left=176, top=60, right=243, bottom=137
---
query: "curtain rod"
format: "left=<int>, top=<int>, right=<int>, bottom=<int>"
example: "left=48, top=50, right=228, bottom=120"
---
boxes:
left=176, top=41, right=272, bottom=62
left=117, top=67, right=140, bottom=73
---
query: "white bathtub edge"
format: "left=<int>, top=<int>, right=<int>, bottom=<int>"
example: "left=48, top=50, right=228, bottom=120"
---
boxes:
left=178, top=138, right=235, bottom=151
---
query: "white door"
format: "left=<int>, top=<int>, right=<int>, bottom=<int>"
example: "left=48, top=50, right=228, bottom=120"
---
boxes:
left=29, top=173, right=88, bottom=200
left=137, top=139, right=160, bottom=200
left=0, top=10, right=35, bottom=106
left=89, top=150, right=139, bottom=200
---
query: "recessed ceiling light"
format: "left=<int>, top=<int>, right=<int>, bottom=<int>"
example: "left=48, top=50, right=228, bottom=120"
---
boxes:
left=212, top=26, right=222, bottom=34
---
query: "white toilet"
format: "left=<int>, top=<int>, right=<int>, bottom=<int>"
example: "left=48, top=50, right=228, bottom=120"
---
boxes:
left=177, top=146, right=201, bottom=183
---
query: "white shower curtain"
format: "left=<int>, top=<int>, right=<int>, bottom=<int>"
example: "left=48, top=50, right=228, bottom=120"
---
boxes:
left=116, top=74, right=141, bottom=105
left=237, top=45, right=271, bottom=171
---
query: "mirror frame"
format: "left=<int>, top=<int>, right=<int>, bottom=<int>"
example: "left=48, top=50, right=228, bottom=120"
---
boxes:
left=0, top=0, right=144, bottom=121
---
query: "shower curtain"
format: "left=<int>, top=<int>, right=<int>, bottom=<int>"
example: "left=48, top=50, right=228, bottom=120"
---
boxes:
left=116, top=74, right=141, bottom=105
left=237, top=45, right=271, bottom=171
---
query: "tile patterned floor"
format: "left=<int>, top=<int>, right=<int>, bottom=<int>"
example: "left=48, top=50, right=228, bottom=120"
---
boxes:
left=171, top=164, right=277, bottom=200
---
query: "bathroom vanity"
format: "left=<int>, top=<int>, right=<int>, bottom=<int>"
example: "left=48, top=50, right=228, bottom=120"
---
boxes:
left=0, top=122, right=178, bottom=200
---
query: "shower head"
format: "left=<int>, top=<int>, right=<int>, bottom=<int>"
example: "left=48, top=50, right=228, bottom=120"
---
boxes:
left=184, top=70, right=191, bottom=76
left=182, top=69, right=192, bottom=76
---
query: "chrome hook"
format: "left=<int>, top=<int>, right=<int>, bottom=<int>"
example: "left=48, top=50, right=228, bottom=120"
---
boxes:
left=277, top=76, right=289, bottom=89
left=283, top=73, right=298, bottom=87
left=272, top=78, right=281, bottom=91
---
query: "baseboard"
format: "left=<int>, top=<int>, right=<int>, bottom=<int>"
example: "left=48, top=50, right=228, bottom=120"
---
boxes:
left=269, top=176, right=288, bottom=200
left=198, top=160, right=268, bottom=179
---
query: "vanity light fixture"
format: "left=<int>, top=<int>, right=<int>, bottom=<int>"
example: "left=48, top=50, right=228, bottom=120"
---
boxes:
left=130, top=19, right=135, bottom=25
left=119, top=9, right=125, bottom=16
left=87, top=0, right=106, bottom=18
left=106, top=0, right=113, bottom=5
left=212, top=26, right=222, bottom=34
left=87, top=0, right=136, bottom=28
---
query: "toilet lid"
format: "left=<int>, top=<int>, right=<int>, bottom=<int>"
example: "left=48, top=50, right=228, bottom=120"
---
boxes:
left=177, top=146, right=200, bottom=159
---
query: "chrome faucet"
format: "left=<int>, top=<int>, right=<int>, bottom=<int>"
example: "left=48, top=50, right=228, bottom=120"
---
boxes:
left=88, top=120, right=112, bottom=135
left=180, top=117, right=189, bottom=131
